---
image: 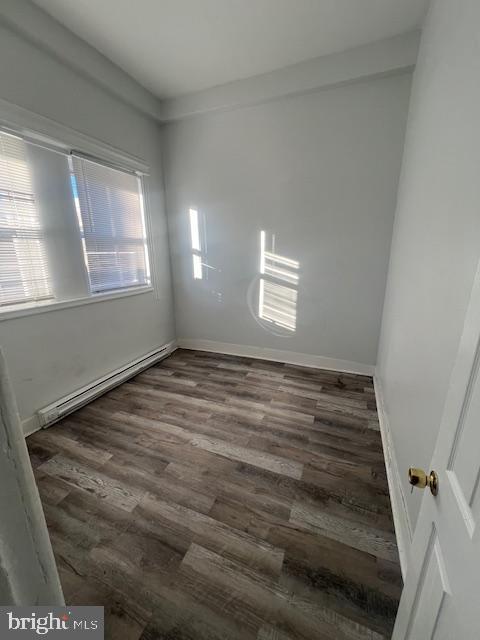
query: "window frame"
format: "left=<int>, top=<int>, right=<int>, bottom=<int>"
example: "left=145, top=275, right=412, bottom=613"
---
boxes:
left=69, top=154, right=152, bottom=295
left=0, top=105, right=155, bottom=322
left=0, top=131, right=54, bottom=307
left=0, top=283, right=153, bottom=321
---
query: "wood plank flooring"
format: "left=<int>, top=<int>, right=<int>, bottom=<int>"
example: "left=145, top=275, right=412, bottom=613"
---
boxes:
left=27, top=348, right=402, bottom=639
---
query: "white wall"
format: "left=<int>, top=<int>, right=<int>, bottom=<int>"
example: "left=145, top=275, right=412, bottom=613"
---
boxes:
left=163, top=72, right=411, bottom=369
left=0, top=19, right=175, bottom=432
left=377, top=0, right=480, bottom=532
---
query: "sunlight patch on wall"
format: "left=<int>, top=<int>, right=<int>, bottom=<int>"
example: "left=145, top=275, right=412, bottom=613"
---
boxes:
left=258, top=230, right=299, bottom=332
left=189, top=207, right=204, bottom=279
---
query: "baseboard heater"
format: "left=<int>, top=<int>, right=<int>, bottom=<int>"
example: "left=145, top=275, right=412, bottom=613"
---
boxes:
left=37, top=341, right=176, bottom=429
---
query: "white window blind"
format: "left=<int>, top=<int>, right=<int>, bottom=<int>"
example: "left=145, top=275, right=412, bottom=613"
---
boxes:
left=0, top=132, right=51, bottom=306
left=71, top=155, right=150, bottom=294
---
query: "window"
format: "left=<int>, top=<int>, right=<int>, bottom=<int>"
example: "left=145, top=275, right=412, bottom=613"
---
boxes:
left=0, top=127, right=151, bottom=315
left=71, top=155, right=150, bottom=294
left=0, top=132, right=51, bottom=306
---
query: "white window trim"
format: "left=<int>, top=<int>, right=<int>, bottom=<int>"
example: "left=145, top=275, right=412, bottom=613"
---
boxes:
left=0, top=285, right=154, bottom=322
left=0, top=97, right=149, bottom=175
left=0, top=97, right=161, bottom=319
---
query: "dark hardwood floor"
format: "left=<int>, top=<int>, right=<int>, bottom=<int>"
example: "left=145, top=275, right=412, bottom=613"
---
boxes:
left=27, top=348, right=402, bottom=639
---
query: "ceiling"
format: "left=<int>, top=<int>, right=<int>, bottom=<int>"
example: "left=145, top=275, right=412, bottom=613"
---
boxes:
left=32, top=0, right=429, bottom=99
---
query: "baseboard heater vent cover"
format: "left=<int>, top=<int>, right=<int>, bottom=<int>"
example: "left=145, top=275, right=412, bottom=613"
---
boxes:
left=37, top=341, right=176, bottom=428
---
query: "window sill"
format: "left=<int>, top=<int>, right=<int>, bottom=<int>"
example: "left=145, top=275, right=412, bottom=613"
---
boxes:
left=0, top=286, right=154, bottom=322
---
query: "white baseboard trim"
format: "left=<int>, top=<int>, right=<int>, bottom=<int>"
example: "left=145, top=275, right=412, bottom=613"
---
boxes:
left=374, top=373, right=412, bottom=579
left=22, top=414, right=41, bottom=438
left=177, top=339, right=375, bottom=376
left=23, top=340, right=178, bottom=437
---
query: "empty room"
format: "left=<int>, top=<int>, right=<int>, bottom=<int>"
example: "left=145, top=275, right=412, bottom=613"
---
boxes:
left=0, top=0, right=479, bottom=638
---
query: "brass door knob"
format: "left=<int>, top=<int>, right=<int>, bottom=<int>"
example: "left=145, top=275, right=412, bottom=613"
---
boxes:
left=408, top=467, right=438, bottom=496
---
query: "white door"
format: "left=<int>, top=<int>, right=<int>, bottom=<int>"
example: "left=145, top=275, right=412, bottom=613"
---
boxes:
left=0, top=348, right=63, bottom=605
left=393, top=262, right=480, bottom=639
